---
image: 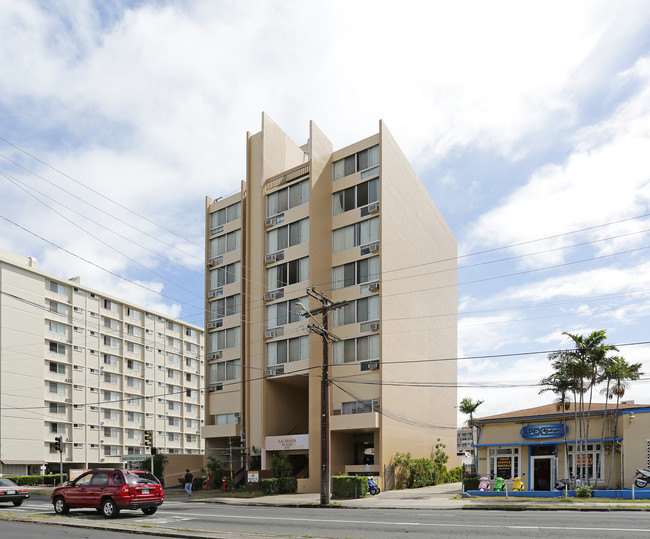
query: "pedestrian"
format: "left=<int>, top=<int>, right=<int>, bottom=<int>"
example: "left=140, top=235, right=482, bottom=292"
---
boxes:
left=184, top=469, right=193, bottom=496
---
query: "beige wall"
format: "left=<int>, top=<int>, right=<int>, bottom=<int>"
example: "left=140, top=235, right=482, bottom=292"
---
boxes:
left=204, top=116, right=459, bottom=493
left=621, top=410, right=650, bottom=487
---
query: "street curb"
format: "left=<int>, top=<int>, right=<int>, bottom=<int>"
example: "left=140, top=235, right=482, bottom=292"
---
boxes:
left=462, top=504, right=650, bottom=512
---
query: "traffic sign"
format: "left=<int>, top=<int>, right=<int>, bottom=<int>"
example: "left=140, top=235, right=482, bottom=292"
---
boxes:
left=121, top=454, right=149, bottom=461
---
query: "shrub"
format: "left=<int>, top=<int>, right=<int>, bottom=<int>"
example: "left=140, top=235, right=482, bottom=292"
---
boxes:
left=258, top=477, right=297, bottom=495
left=463, top=477, right=479, bottom=491
left=442, top=466, right=463, bottom=484
left=271, top=451, right=292, bottom=478
left=576, top=485, right=593, bottom=498
left=410, top=458, right=436, bottom=488
left=6, top=475, right=67, bottom=486
left=332, top=475, right=368, bottom=498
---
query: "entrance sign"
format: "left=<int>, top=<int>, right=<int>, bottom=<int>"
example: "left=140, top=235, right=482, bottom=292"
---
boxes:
left=265, top=434, right=309, bottom=451
left=520, top=423, right=567, bottom=439
left=121, top=454, right=149, bottom=462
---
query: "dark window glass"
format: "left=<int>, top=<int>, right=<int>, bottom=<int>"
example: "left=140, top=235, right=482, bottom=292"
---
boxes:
left=357, top=148, right=368, bottom=171
left=357, top=181, right=369, bottom=207
left=344, top=155, right=356, bottom=176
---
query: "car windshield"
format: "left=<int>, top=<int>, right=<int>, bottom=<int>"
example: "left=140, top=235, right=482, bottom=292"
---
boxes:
left=0, top=478, right=18, bottom=487
left=125, top=471, right=159, bottom=484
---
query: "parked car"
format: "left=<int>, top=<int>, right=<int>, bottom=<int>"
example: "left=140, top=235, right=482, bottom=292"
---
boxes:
left=51, top=468, right=163, bottom=518
left=0, top=478, right=30, bottom=506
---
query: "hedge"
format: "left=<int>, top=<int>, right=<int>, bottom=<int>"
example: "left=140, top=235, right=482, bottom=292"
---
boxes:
left=5, top=474, right=68, bottom=486
left=331, top=475, right=368, bottom=499
left=462, top=477, right=479, bottom=491
left=258, top=477, right=297, bottom=495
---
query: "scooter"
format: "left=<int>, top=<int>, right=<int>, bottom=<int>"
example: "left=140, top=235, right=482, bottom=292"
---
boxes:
left=556, top=474, right=583, bottom=490
left=367, top=477, right=381, bottom=495
left=478, top=476, right=491, bottom=491
left=493, top=476, right=506, bottom=492
left=634, top=468, right=650, bottom=488
left=512, top=473, right=526, bottom=491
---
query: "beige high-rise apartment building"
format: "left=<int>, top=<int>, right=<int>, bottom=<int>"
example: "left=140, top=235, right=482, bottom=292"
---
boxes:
left=0, top=248, right=204, bottom=476
left=202, top=114, right=457, bottom=493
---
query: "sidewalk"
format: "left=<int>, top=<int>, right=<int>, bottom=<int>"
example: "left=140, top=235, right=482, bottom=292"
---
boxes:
left=193, top=482, right=650, bottom=511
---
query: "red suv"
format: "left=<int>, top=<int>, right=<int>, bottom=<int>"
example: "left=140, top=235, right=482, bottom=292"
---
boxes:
left=51, top=468, right=164, bottom=518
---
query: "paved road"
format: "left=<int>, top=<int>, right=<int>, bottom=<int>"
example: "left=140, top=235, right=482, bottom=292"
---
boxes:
left=3, top=496, right=650, bottom=538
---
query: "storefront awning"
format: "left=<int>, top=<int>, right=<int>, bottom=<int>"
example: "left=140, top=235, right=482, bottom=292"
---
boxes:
left=1, top=459, right=47, bottom=465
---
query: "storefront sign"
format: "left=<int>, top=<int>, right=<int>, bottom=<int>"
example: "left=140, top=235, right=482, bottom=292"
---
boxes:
left=265, top=434, right=309, bottom=451
left=520, top=423, right=567, bottom=439
left=247, top=471, right=259, bottom=483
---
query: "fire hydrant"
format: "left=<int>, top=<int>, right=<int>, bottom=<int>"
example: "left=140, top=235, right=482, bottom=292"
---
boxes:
left=222, top=476, right=226, bottom=491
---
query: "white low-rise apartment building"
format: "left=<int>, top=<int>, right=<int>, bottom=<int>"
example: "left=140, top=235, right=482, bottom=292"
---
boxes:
left=0, top=248, right=204, bottom=476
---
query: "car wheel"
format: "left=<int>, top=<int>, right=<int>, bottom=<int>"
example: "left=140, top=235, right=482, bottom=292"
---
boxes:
left=141, top=507, right=157, bottom=515
left=101, top=498, right=120, bottom=518
left=53, top=496, right=69, bottom=515
left=13, top=501, right=23, bottom=507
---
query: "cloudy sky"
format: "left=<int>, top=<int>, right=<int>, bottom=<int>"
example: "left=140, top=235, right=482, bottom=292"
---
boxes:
left=2, top=0, right=650, bottom=424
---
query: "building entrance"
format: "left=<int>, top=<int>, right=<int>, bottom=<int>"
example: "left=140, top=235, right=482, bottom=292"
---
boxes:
left=532, top=457, right=555, bottom=490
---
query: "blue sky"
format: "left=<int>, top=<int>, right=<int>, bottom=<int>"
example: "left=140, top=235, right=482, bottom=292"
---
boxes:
left=2, top=0, right=650, bottom=423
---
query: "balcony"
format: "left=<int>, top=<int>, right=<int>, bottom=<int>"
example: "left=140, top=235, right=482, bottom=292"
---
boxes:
left=330, top=412, right=380, bottom=432
left=202, top=423, right=241, bottom=439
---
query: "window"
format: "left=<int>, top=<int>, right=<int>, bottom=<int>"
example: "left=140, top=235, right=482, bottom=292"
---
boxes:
left=103, top=336, right=119, bottom=348
left=333, top=217, right=379, bottom=252
left=166, top=321, right=179, bottom=332
left=49, top=280, right=68, bottom=295
left=103, top=317, right=119, bottom=330
left=104, top=446, right=120, bottom=456
left=103, top=354, right=119, bottom=367
left=168, top=401, right=180, bottom=412
left=49, top=402, right=67, bottom=414
left=266, top=257, right=309, bottom=291
left=209, top=229, right=241, bottom=258
left=333, top=296, right=380, bottom=326
left=210, top=294, right=241, bottom=321
left=186, top=389, right=197, bottom=398
left=266, top=218, right=309, bottom=254
left=339, top=398, right=380, bottom=415
left=50, top=422, right=65, bottom=433
left=103, top=390, right=119, bottom=402
left=126, top=342, right=142, bottom=355
left=126, top=411, right=141, bottom=422
left=167, top=368, right=180, bottom=380
left=333, top=335, right=380, bottom=364
left=49, top=321, right=67, bottom=336
left=103, top=299, right=119, bottom=312
left=126, top=377, right=141, bottom=389
left=266, top=335, right=309, bottom=366
left=104, top=427, right=119, bottom=438
left=333, top=145, right=379, bottom=180
left=185, top=403, right=198, bottom=414
left=104, top=372, right=119, bottom=384
left=210, top=201, right=241, bottom=232
left=167, top=433, right=181, bottom=443
left=186, top=418, right=198, bottom=428
left=185, top=358, right=198, bottom=369
left=488, top=447, right=520, bottom=480
left=266, top=178, right=310, bottom=217
left=332, top=256, right=379, bottom=289
left=126, top=429, right=138, bottom=439
left=185, top=342, right=198, bottom=354
left=104, top=409, right=119, bottom=420
left=186, top=434, right=198, bottom=443
left=49, top=381, right=67, bottom=395
left=332, top=178, right=379, bottom=215
left=168, top=416, right=181, bottom=427
left=167, top=353, right=180, bottom=364
left=209, top=327, right=240, bottom=351
left=126, top=447, right=141, bottom=455
left=211, top=413, right=239, bottom=425
left=185, top=327, right=198, bottom=338
left=50, top=301, right=68, bottom=316
left=126, top=307, right=141, bottom=320
left=127, top=324, right=141, bottom=337
left=209, top=262, right=241, bottom=289
left=567, top=444, right=603, bottom=481
left=49, top=362, right=66, bottom=375
left=266, top=296, right=308, bottom=328
left=49, top=341, right=66, bottom=355
left=209, top=359, right=241, bottom=383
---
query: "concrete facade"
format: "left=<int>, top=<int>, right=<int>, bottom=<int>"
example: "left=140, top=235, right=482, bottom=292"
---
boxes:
left=0, top=248, right=204, bottom=476
left=203, top=114, right=458, bottom=493
left=475, top=402, right=650, bottom=490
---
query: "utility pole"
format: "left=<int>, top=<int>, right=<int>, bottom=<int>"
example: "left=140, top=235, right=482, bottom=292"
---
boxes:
left=297, top=287, right=349, bottom=506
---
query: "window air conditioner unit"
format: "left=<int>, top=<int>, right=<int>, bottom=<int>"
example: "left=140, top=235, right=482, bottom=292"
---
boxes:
left=265, top=253, right=277, bottom=264
left=208, top=383, right=223, bottom=392
left=367, top=202, right=379, bottom=214
left=368, top=242, right=379, bottom=254
left=265, top=365, right=285, bottom=377
left=65, top=378, right=72, bottom=383
left=66, top=438, right=72, bottom=442
left=65, top=398, right=72, bottom=402
left=265, top=217, right=277, bottom=227
left=234, top=412, right=240, bottom=422
left=360, top=360, right=380, bottom=372
left=207, top=320, right=223, bottom=330
left=369, top=321, right=380, bottom=331
left=368, top=281, right=380, bottom=292
left=265, top=328, right=277, bottom=339
left=210, top=225, right=224, bottom=236
left=264, top=289, right=284, bottom=301
left=206, top=351, right=223, bottom=361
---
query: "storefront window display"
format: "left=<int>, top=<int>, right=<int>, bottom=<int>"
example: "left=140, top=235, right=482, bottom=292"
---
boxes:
left=567, top=443, right=603, bottom=481
left=488, top=447, right=519, bottom=479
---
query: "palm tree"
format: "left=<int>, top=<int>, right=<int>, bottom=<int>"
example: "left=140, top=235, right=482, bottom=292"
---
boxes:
left=539, top=358, right=574, bottom=478
left=605, top=358, right=642, bottom=489
left=458, top=397, right=484, bottom=475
